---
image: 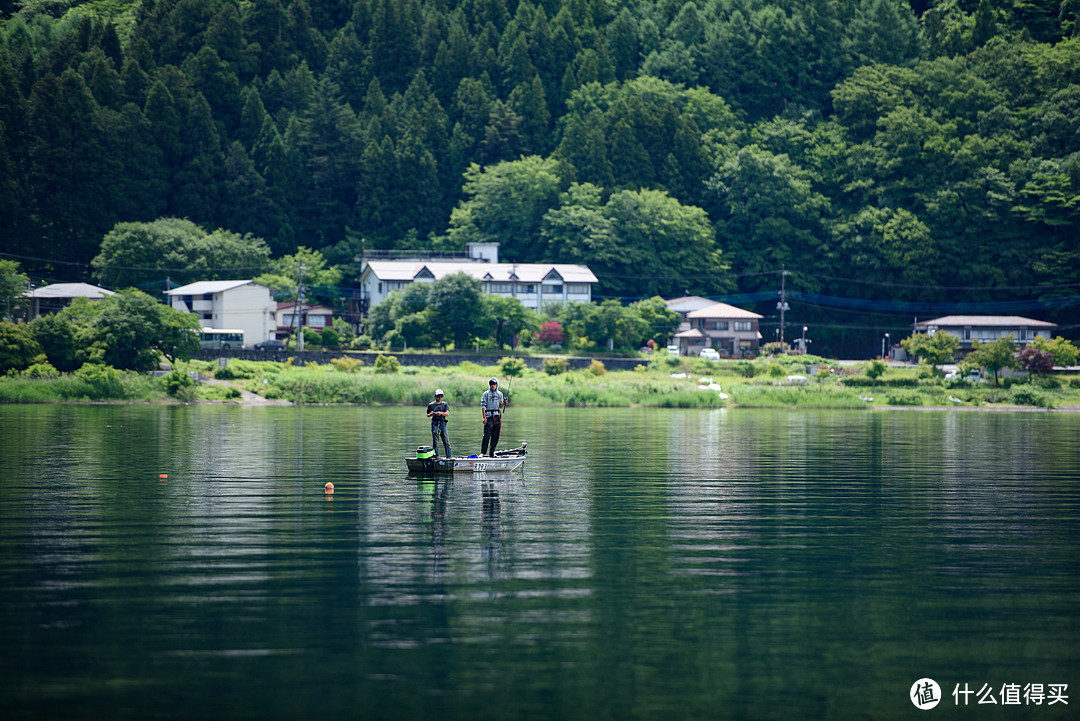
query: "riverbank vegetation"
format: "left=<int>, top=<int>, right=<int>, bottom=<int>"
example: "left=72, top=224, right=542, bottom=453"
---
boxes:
left=12, top=352, right=1077, bottom=410
left=197, top=352, right=1080, bottom=409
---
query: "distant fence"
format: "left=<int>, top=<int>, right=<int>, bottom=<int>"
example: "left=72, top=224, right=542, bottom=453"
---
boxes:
left=194, top=349, right=647, bottom=372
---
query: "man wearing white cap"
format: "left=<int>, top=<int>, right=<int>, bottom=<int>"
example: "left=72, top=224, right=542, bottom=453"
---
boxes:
left=480, top=377, right=505, bottom=456
left=427, top=389, right=451, bottom=458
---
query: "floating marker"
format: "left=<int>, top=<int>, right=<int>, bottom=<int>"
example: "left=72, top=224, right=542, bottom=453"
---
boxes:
left=324, top=482, right=334, bottom=494
left=158, top=474, right=168, bottom=479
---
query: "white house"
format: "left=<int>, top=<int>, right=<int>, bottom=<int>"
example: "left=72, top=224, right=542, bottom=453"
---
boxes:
left=914, top=315, right=1056, bottom=351
left=165, top=280, right=276, bottom=348
left=358, top=243, right=598, bottom=312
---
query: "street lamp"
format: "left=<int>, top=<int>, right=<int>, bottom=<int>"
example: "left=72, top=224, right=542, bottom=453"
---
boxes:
left=882, top=332, right=890, bottom=360
left=801, top=326, right=807, bottom=355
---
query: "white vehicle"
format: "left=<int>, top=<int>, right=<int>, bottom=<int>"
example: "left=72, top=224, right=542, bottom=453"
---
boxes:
left=196, top=328, right=244, bottom=350
left=945, top=368, right=983, bottom=382
left=699, top=348, right=720, bottom=360
left=666, top=344, right=680, bottom=355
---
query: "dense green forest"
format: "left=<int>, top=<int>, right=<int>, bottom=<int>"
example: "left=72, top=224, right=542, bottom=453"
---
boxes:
left=1, top=0, right=1078, bottom=354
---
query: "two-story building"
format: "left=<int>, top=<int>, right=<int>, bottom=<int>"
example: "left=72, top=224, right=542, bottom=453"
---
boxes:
left=165, top=280, right=276, bottom=348
left=667, top=297, right=763, bottom=357
left=275, top=302, right=335, bottom=338
left=358, top=243, right=597, bottom=313
left=913, top=315, right=1056, bottom=352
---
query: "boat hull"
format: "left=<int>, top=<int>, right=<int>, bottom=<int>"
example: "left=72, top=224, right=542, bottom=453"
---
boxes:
left=406, top=455, right=525, bottom=474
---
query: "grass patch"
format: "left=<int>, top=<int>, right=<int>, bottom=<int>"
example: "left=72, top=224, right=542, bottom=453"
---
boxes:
left=729, top=384, right=868, bottom=408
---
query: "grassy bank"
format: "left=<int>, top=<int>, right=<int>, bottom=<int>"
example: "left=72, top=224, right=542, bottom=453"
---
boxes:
left=192, top=355, right=1080, bottom=410
left=4, top=355, right=1079, bottom=409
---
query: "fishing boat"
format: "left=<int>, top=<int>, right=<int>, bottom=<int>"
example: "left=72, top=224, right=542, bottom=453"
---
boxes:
left=406, top=442, right=527, bottom=474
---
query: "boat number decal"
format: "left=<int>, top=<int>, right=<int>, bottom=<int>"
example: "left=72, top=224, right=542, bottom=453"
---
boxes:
left=475, top=462, right=487, bottom=471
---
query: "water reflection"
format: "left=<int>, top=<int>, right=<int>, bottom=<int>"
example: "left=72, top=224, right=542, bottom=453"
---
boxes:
left=0, top=405, right=1077, bottom=720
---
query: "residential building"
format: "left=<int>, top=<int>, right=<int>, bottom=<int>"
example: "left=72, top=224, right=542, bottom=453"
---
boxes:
left=668, top=298, right=763, bottom=357
left=914, top=315, right=1056, bottom=351
left=165, top=280, right=276, bottom=347
left=358, top=243, right=598, bottom=313
left=24, top=282, right=115, bottom=319
left=274, top=302, right=335, bottom=338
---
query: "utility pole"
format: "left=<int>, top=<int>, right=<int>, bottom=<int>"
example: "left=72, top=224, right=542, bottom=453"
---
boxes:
left=777, top=266, right=790, bottom=348
left=295, top=263, right=306, bottom=351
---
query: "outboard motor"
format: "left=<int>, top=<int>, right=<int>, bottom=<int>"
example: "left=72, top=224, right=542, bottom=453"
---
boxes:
left=416, top=445, right=435, bottom=471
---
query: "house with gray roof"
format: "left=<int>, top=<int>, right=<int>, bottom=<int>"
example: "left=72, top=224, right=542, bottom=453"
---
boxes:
left=358, top=243, right=597, bottom=312
left=913, top=315, right=1056, bottom=352
left=24, top=282, right=115, bottom=318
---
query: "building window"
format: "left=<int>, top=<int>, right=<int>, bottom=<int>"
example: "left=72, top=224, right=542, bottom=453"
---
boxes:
left=202, top=294, right=213, bottom=301
left=489, top=282, right=513, bottom=293
left=310, top=315, right=327, bottom=328
left=543, top=284, right=563, bottom=294
left=567, top=283, right=590, bottom=294
left=201, top=313, right=212, bottom=320
left=518, top=284, right=535, bottom=294
left=734, top=321, right=752, bottom=331
left=712, top=321, right=729, bottom=331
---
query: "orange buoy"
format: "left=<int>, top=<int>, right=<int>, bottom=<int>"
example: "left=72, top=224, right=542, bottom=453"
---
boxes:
left=158, top=474, right=168, bottom=479
left=324, top=482, right=334, bottom=494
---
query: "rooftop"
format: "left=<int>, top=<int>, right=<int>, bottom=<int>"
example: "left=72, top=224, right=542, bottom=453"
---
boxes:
left=686, top=302, right=763, bottom=320
left=165, top=280, right=263, bottom=295
left=917, top=315, right=1057, bottom=328
left=362, top=261, right=598, bottom=284
left=25, top=282, right=115, bottom=299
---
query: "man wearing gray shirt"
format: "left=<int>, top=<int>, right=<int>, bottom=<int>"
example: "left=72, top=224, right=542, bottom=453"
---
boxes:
left=480, top=377, right=505, bottom=456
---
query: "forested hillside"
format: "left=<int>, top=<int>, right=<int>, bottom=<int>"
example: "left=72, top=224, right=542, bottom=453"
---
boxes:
left=1, top=0, right=1078, bottom=352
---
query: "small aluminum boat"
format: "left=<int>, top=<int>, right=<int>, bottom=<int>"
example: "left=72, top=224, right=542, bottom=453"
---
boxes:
left=406, top=442, right=527, bottom=474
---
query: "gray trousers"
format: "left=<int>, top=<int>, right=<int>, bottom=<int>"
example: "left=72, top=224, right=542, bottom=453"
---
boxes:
left=431, top=423, right=451, bottom=457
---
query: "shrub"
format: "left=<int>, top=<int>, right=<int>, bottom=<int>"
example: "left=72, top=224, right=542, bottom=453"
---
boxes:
left=330, top=356, right=364, bottom=373
left=21, top=360, right=59, bottom=379
left=499, top=356, right=527, bottom=377
left=374, top=354, right=401, bottom=374
left=767, top=363, right=785, bottom=378
left=352, top=334, right=374, bottom=350
left=0, top=320, right=42, bottom=373
left=865, top=359, right=887, bottom=381
left=320, top=327, right=341, bottom=348
left=1070, top=378, right=1080, bottom=389
left=543, top=357, right=569, bottom=375
left=74, top=363, right=126, bottom=397
left=588, top=359, right=606, bottom=376
left=163, top=369, right=199, bottom=401
left=732, top=361, right=756, bottom=377
left=1010, top=386, right=1050, bottom=408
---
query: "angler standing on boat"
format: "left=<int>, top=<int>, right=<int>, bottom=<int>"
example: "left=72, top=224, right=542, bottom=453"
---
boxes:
left=480, top=377, right=506, bottom=456
left=427, top=388, right=451, bottom=458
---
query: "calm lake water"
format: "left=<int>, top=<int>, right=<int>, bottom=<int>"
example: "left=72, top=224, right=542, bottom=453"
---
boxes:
left=0, top=405, right=1077, bottom=720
